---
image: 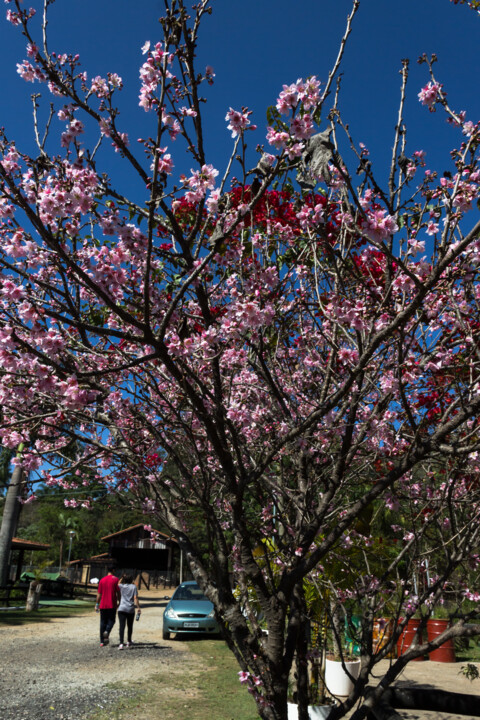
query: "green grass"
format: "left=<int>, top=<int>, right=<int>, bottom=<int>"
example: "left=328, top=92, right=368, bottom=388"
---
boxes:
left=88, top=637, right=258, bottom=720
left=86, top=633, right=480, bottom=720
left=455, top=636, right=480, bottom=663
left=0, top=603, right=93, bottom=626
left=182, top=638, right=258, bottom=720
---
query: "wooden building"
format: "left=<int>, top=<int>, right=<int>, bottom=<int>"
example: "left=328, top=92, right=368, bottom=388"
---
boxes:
left=69, top=524, right=180, bottom=588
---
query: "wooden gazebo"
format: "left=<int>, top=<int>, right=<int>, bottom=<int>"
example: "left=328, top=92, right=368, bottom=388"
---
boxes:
left=11, top=537, right=50, bottom=582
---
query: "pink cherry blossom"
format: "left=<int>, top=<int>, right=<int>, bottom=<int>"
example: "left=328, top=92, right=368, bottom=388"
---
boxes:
left=418, top=81, right=443, bottom=111
left=1, top=5, right=480, bottom=718
left=290, top=114, right=314, bottom=140
left=266, top=126, right=289, bottom=149
left=90, top=75, right=109, bottom=98
left=225, top=107, right=252, bottom=138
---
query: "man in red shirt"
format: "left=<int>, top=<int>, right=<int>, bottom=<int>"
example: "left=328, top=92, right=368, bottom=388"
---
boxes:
left=95, top=566, right=120, bottom=646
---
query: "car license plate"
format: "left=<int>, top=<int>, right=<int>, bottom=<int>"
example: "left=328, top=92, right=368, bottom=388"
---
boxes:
left=184, top=622, right=200, bottom=628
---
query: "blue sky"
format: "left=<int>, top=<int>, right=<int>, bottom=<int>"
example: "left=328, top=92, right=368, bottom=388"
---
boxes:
left=1, top=0, right=479, bottom=191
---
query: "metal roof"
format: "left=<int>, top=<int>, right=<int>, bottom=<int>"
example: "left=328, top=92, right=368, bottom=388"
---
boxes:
left=101, top=523, right=177, bottom=543
left=12, top=537, right=50, bottom=551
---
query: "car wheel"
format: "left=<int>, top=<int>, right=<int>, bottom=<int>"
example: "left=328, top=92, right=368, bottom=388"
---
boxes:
left=162, top=628, right=170, bottom=640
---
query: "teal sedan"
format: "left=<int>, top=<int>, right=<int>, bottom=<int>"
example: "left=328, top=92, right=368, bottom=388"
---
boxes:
left=162, top=581, right=220, bottom=639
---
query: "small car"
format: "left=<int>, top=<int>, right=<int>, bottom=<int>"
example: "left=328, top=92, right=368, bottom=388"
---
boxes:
left=162, top=580, right=220, bottom=639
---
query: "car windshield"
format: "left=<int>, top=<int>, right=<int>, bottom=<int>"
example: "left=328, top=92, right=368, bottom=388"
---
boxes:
left=173, top=584, right=209, bottom=602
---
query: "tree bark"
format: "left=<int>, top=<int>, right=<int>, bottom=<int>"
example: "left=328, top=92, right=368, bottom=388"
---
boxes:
left=26, top=580, right=42, bottom=611
left=0, top=450, right=25, bottom=587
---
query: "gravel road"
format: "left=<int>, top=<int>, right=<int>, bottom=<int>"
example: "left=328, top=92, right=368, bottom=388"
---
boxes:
left=0, top=589, right=190, bottom=720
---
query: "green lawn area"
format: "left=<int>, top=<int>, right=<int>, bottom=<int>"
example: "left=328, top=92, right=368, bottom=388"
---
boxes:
left=88, top=634, right=480, bottom=720
left=88, top=637, right=258, bottom=720
left=455, top=636, right=480, bottom=663
left=150, top=638, right=258, bottom=720
left=0, top=602, right=94, bottom=626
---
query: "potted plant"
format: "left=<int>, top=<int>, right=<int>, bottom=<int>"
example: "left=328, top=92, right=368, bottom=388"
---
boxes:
left=324, top=638, right=361, bottom=698
left=321, top=604, right=361, bottom=698
left=287, top=654, right=336, bottom=720
left=287, top=585, right=338, bottom=719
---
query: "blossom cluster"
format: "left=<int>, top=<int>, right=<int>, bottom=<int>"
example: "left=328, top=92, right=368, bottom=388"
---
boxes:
left=2, top=5, right=480, bottom=713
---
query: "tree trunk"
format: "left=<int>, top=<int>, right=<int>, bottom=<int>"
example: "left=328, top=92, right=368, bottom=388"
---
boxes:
left=0, top=450, right=25, bottom=587
left=260, top=681, right=289, bottom=720
left=295, top=612, right=311, bottom=720
left=26, top=580, right=42, bottom=611
left=59, top=538, right=63, bottom=570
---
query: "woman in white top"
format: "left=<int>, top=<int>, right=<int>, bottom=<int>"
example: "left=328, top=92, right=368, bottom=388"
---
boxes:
left=117, top=574, right=141, bottom=649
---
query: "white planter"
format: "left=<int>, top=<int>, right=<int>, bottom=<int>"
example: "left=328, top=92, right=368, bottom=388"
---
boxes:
left=287, top=702, right=334, bottom=719
left=324, top=657, right=360, bottom=697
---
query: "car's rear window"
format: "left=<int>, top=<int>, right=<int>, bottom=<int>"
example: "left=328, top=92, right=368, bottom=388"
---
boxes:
left=173, top=584, right=208, bottom=601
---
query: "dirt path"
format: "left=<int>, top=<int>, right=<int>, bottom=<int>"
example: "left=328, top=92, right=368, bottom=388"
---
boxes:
left=0, top=588, right=199, bottom=720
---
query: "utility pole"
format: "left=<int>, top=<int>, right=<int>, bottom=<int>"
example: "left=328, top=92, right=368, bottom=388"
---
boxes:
left=66, top=530, right=75, bottom=578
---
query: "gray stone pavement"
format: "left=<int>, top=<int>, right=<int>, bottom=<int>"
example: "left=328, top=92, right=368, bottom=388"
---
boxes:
left=352, top=659, right=480, bottom=719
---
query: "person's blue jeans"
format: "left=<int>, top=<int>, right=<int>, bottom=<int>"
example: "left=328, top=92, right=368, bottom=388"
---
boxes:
left=100, top=608, right=116, bottom=642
